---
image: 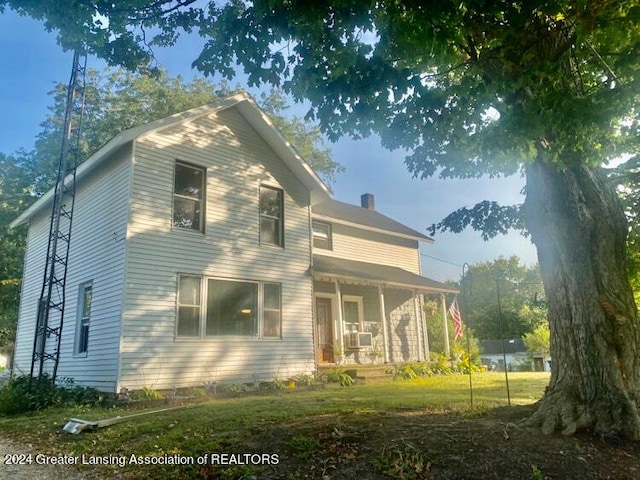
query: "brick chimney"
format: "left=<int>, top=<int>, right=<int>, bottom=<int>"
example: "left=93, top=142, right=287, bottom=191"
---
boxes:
left=361, top=193, right=375, bottom=210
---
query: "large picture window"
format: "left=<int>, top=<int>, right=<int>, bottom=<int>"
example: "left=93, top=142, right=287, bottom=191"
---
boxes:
left=176, top=275, right=282, bottom=339
left=206, top=279, right=258, bottom=336
left=259, top=185, right=284, bottom=246
left=173, top=162, right=205, bottom=231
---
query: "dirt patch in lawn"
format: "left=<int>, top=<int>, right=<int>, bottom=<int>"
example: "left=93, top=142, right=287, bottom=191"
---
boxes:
left=225, top=405, right=640, bottom=480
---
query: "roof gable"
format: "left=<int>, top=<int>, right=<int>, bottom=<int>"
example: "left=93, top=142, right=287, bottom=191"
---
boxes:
left=11, top=93, right=331, bottom=228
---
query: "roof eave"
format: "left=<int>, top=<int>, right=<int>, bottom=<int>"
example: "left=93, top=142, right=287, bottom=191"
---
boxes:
left=312, top=213, right=434, bottom=243
left=312, top=270, right=459, bottom=294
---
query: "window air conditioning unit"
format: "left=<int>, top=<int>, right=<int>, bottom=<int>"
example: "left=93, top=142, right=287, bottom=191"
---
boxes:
left=346, top=332, right=373, bottom=349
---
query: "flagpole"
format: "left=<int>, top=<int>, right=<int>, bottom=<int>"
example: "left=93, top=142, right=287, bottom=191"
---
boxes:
left=462, top=263, right=473, bottom=408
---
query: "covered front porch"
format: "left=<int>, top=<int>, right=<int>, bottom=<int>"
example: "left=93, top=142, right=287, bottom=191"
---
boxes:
left=312, top=256, right=458, bottom=367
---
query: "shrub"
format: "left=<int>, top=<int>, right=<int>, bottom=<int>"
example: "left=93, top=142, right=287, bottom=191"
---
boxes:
left=129, top=386, right=163, bottom=401
left=0, top=374, right=105, bottom=415
left=321, top=368, right=354, bottom=386
left=430, top=354, right=454, bottom=375
left=293, top=373, right=316, bottom=387
left=389, top=361, right=438, bottom=380
left=260, top=378, right=288, bottom=390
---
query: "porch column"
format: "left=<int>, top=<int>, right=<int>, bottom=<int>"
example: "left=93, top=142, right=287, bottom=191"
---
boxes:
left=414, top=292, right=429, bottom=362
left=378, top=286, right=389, bottom=363
left=420, top=293, right=431, bottom=362
left=413, top=290, right=424, bottom=361
left=441, top=293, right=451, bottom=358
left=334, top=280, right=344, bottom=352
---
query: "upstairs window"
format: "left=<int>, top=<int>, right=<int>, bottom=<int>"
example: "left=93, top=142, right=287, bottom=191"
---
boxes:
left=312, top=221, right=332, bottom=250
left=259, top=185, right=284, bottom=246
left=173, top=162, right=205, bottom=232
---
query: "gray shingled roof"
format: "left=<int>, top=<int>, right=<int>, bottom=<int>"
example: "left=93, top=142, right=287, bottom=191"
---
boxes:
left=313, top=255, right=458, bottom=293
left=312, top=199, right=433, bottom=242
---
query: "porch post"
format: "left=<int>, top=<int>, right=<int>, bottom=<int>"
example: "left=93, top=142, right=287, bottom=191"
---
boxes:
left=412, top=290, right=424, bottom=361
left=441, top=292, right=451, bottom=358
left=414, top=292, right=429, bottom=362
left=334, top=280, right=344, bottom=353
left=421, top=293, right=431, bottom=362
left=378, top=285, right=389, bottom=363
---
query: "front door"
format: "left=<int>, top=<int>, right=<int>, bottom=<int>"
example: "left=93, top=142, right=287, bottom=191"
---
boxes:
left=315, top=297, right=334, bottom=363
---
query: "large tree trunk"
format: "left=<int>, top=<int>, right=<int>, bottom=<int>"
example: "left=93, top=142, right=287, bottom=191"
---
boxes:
left=522, top=159, right=640, bottom=439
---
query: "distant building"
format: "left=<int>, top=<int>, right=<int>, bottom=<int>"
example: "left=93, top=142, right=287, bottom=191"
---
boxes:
left=479, top=339, right=550, bottom=372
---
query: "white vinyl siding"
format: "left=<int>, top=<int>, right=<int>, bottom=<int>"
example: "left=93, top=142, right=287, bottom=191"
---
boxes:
left=12, top=148, right=131, bottom=391
left=119, top=107, right=314, bottom=389
left=313, top=222, right=421, bottom=274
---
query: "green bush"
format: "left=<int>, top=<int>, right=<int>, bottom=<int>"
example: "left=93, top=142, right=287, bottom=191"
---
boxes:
left=129, top=386, right=163, bottom=400
left=321, top=368, right=354, bottom=386
left=292, top=373, right=316, bottom=387
left=430, top=354, right=454, bottom=375
left=0, top=374, right=105, bottom=415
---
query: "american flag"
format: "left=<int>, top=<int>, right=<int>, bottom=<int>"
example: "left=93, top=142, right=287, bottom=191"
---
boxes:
left=449, top=296, right=464, bottom=340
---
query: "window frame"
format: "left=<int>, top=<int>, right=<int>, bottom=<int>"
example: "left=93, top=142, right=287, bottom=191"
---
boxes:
left=259, top=184, right=284, bottom=247
left=74, top=281, right=93, bottom=356
left=312, top=220, right=333, bottom=250
left=342, top=295, right=364, bottom=334
left=177, top=274, right=202, bottom=337
left=205, top=278, right=259, bottom=337
left=172, top=161, right=206, bottom=233
left=176, top=275, right=283, bottom=340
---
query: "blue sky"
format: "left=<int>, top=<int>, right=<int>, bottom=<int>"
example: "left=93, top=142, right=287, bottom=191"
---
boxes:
left=0, top=9, right=537, bottom=281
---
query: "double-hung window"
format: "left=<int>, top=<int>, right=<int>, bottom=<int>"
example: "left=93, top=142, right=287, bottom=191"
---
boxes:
left=75, top=282, right=93, bottom=355
left=173, top=162, right=205, bottom=232
left=312, top=221, right=332, bottom=250
left=259, top=185, right=284, bottom=246
left=177, top=275, right=282, bottom=339
left=342, top=295, right=363, bottom=334
left=177, top=275, right=201, bottom=337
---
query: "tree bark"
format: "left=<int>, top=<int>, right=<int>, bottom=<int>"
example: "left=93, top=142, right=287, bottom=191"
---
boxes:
left=522, top=159, right=640, bottom=439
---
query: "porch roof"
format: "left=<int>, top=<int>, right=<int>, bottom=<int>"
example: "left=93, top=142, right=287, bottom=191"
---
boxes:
left=312, top=255, right=459, bottom=294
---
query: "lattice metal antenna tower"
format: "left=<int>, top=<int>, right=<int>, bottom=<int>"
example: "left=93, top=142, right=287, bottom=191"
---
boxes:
left=30, top=48, right=88, bottom=382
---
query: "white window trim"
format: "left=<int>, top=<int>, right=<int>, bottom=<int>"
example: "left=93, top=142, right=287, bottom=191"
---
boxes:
left=74, top=281, right=93, bottom=357
left=172, top=161, right=206, bottom=233
left=341, top=295, right=364, bottom=333
left=175, top=275, right=282, bottom=340
left=312, top=220, right=333, bottom=250
left=259, top=184, right=284, bottom=247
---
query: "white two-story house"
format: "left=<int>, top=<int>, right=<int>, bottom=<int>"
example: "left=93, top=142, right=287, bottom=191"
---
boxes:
left=10, top=93, right=457, bottom=392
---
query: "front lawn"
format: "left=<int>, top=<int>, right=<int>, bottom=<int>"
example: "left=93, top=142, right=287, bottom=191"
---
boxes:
left=0, top=373, right=551, bottom=479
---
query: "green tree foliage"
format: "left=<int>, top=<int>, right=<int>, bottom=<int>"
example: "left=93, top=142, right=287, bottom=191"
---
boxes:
left=4, top=0, right=640, bottom=438
left=0, top=154, right=31, bottom=345
left=612, top=158, right=640, bottom=302
left=523, top=323, right=551, bottom=358
left=458, top=257, right=547, bottom=340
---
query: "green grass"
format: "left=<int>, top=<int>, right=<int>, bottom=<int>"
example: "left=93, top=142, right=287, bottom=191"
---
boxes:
left=0, top=372, right=549, bottom=478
